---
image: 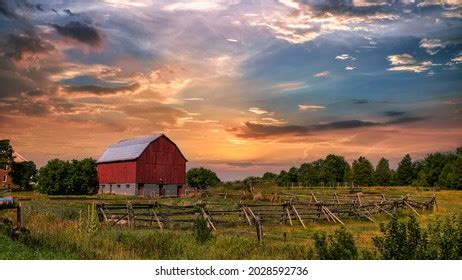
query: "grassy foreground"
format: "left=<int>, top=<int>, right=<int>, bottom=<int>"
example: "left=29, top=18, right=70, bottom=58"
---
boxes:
left=0, top=186, right=461, bottom=259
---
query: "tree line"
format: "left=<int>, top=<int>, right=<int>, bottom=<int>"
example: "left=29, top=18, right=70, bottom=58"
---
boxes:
left=239, top=147, right=462, bottom=188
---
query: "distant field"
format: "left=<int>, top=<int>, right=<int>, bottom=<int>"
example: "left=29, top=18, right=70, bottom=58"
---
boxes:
left=0, top=186, right=461, bottom=259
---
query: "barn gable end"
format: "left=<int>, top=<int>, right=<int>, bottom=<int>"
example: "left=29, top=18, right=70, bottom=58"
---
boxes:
left=96, top=134, right=187, bottom=196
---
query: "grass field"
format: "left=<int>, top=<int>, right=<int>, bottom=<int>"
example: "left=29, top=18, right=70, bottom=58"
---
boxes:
left=0, top=186, right=461, bottom=259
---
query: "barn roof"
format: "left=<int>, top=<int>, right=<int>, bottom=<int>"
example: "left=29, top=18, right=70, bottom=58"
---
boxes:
left=97, top=134, right=188, bottom=163
left=97, top=134, right=162, bottom=163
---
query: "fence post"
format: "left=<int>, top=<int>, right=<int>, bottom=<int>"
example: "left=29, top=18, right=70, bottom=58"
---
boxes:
left=127, top=203, right=134, bottom=228
left=255, top=216, right=263, bottom=245
left=16, top=203, right=24, bottom=229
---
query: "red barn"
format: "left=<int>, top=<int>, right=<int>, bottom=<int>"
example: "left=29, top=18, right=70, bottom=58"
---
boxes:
left=97, top=134, right=187, bottom=197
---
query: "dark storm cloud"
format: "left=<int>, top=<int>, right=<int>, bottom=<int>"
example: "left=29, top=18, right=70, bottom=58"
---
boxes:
left=52, top=21, right=102, bottom=47
left=3, top=33, right=54, bottom=60
left=63, top=9, right=74, bottom=16
left=233, top=117, right=426, bottom=139
left=383, top=110, right=406, bottom=117
left=65, top=82, right=140, bottom=95
left=0, top=0, right=19, bottom=19
left=386, top=117, right=426, bottom=125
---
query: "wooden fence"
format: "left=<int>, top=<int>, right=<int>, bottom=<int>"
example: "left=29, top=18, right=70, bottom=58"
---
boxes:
left=96, top=192, right=437, bottom=232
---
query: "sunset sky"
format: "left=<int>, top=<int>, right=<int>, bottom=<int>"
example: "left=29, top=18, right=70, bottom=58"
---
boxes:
left=1, top=0, right=461, bottom=180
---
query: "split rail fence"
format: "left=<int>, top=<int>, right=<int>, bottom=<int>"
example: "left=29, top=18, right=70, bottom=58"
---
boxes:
left=97, top=192, right=437, bottom=231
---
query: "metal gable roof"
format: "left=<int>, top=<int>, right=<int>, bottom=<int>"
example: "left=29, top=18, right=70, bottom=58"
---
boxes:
left=97, top=134, right=162, bottom=163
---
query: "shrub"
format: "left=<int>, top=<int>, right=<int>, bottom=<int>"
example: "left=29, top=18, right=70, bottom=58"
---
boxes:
left=314, top=227, right=358, bottom=259
left=194, top=217, right=213, bottom=243
left=373, top=214, right=462, bottom=260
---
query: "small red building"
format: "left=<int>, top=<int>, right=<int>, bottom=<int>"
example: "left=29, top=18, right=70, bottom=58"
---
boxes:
left=97, top=134, right=187, bottom=197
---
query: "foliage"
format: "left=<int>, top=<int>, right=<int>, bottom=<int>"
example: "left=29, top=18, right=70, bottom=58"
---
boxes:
left=194, top=218, right=213, bottom=243
left=396, top=154, right=415, bottom=185
left=373, top=215, right=462, bottom=260
left=351, top=156, right=374, bottom=186
left=10, top=161, right=37, bottom=190
left=276, top=170, right=291, bottom=186
left=186, top=167, right=220, bottom=189
left=374, top=158, right=392, bottom=186
left=319, top=154, right=351, bottom=184
left=413, top=152, right=457, bottom=187
left=261, top=172, right=277, bottom=182
left=314, top=227, right=358, bottom=260
left=438, top=155, right=462, bottom=189
left=0, top=139, right=14, bottom=167
left=37, top=158, right=98, bottom=195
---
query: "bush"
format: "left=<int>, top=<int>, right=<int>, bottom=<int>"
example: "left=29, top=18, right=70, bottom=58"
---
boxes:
left=187, top=167, right=220, bottom=189
left=38, top=158, right=98, bottom=195
left=373, top=214, right=462, bottom=259
left=194, top=218, right=213, bottom=243
left=314, top=227, right=358, bottom=259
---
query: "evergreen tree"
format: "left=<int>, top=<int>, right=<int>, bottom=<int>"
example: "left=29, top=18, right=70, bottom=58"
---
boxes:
left=352, top=156, right=374, bottom=186
left=396, top=154, right=414, bottom=185
left=374, top=158, right=392, bottom=186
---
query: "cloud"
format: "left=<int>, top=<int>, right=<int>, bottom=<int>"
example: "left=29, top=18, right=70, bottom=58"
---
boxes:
left=255, top=0, right=402, bottom=44
left=335, top=54, right=353, bottom=60
left=64, top=82, right=140, bottom=95
left=383, top=110, right=405, bottom=117
left=231, top=117, right=426, bottom=139
left=2, top=33, right=54, bottom=61
left=313, top=71, right=330, bottom=77
left=353, top=99, right=368, bottom=104
left=0, top=0, right=20, bottom=19
left=52, top=21, right=102, bottom=47
left=298, top=104, right=326, bottom=111
left=273, top=81, right=308, bottom=91
left=388, top=54, right=416, bottom=65
left=163, top=1, right=226, bottom=12
left=447, top=54, right=462, bottom=66
left=104, top=0, right=150, bottom=8
left=419, top=38, right=445, bottom=55
left=249, top=107, right=271, bottom=115
left=387, top=54, right=432, bottom=73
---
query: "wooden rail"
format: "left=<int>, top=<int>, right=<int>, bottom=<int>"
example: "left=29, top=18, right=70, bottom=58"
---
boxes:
left=97, top=193, right=437, bottom=230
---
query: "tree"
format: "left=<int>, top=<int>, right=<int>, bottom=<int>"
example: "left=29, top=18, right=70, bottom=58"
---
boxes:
left=414, top=152, right=456, bottom=187
left=0, top=139, right=14, bottom=168
left=288, top=167, right=298, bottom=183
left=38, top=158, right=98, bottom=195
left=186, top=167, right=220, bottom=189
left=438, top=155, right=462, bottom=189
left=320, top=154, right=350, bottom=185
left=261, top=172, right=277, bottom=182
left=10, top=161, right=37, bottom=190
left=352, top=156, right=374, bottom=186
left=374, top=158, right=392, bottom=186
left=396, top=154, right=414, bottom=185
left=276, top=170, right=291, bottom=187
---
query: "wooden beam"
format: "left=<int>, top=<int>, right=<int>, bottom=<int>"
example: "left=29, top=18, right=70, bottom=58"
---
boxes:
left=291, top=204, right=306, bottom=228
left=404, top=200, right=421, bottom=217
left=285, top=206, right=293, bottom=226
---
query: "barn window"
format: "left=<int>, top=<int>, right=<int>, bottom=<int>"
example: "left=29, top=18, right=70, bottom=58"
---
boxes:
left=117, top=184, right=121, bottom=188
left=2, top=175, right=7, bottom=182
left=101, top=184, right=105, bottom=188
left=126, top=184, right=130, bottom=188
